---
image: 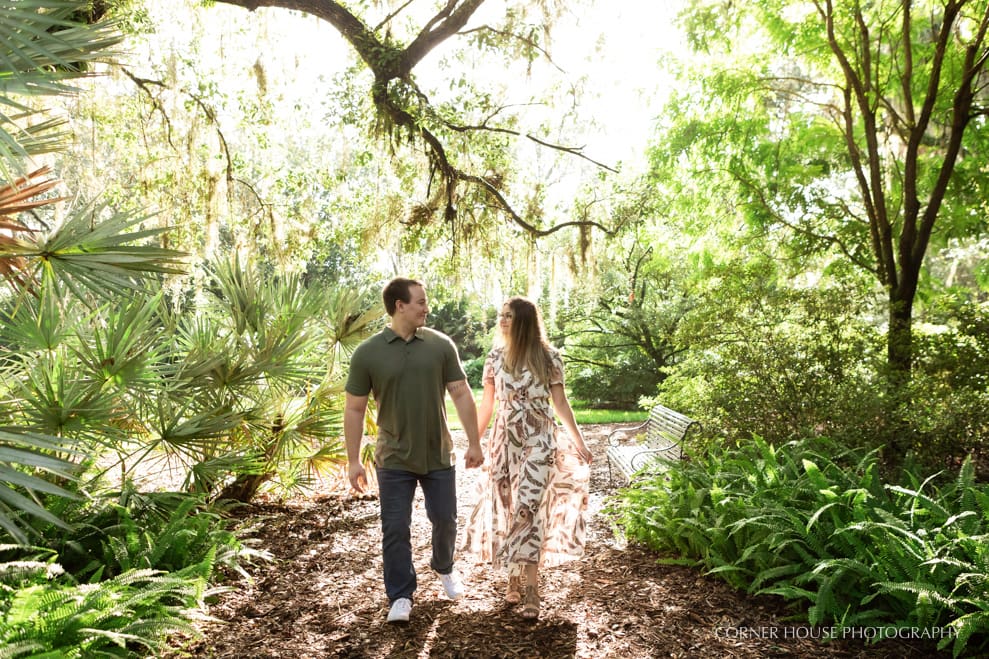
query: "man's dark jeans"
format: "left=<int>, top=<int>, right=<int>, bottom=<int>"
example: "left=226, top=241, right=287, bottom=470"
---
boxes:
left=376, top=466, right=457, bottom=603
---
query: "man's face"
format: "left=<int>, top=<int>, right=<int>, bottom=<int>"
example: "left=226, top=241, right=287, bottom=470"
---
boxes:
left=397, top=284, right=429, bottom=328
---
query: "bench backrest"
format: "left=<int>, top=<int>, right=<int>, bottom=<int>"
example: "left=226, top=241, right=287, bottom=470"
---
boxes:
left=646, top=404, right=698, bottom=444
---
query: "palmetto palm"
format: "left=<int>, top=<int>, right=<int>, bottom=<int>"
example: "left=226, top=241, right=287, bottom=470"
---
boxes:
left=0, top=3, right=124, bottom=181
left=0, top=2, right=379, bottom=543
left=0, top=6, right=381, bottom=654
left=150, top=258, right=382, bottom=503
left=0, top=2, right=185, bottom=543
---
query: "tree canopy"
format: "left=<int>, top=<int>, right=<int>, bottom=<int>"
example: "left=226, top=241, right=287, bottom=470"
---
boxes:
left=660, top=0, right=989, bottom=385
left=213, top=0, right=619, bottom=244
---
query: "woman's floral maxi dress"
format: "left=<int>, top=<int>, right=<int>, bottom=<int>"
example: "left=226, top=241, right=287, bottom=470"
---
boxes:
left=463, top=346, right=589, bottom=572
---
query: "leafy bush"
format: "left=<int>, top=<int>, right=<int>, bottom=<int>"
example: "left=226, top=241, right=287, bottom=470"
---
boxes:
left=905, top=298, right=989, bottom=462
left=464, top=356, right=486, bottom=389
left=557, top=243, right=689, bottom=410
left=608, top=435, right=989, bottom=657
left=426, top=297, right=495, bottom=361
left=568, top=352, right=662, bottom=409
left=657, top=272, right=988, bottom=471
left=656, top=279, right=895, bottom=456
left=0, top=558, right=207, bottom=657
left=0, top=484, right=271, bottom=657
left=34, top=484, right=270, bottom=583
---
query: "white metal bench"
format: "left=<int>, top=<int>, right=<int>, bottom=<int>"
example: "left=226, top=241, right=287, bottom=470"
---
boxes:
left=606, top=404, right=700, bottom=484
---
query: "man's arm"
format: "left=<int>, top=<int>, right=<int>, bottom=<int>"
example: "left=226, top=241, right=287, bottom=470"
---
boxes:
left=344, top=392, right=370, bottom=492
left=446, top=379, right=483, bottom=468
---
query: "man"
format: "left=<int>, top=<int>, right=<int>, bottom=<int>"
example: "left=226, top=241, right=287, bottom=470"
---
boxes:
left=344, top=277, right=484, bottom=623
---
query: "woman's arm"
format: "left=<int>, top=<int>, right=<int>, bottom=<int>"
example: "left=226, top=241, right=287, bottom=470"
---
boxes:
left=477, top=380, right=495, bottom=438
left=550, top=383, right=593, bottom=463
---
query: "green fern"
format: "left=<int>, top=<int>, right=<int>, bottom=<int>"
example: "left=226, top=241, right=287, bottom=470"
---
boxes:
left=609, top=434, right=989, bottom=656
left=944, top=610, right=989, bottom=657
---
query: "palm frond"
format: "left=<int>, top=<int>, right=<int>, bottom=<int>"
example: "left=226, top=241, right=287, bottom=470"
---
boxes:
left=0, top=3, right=125, bottom=178
left=0, top=165, right=63, bottom=291
left=0, top=427, right=80, bottom=543
left=20, top=203, right=187, bottom=300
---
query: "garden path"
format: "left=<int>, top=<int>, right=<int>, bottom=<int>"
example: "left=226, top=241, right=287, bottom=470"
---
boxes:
left=164, top=424, right=946, bottom=658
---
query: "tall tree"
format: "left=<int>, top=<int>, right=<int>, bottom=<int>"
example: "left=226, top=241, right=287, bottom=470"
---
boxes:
left=661, top=0, right=989, bottom=383
left=211, top=0, right=616, bottom=243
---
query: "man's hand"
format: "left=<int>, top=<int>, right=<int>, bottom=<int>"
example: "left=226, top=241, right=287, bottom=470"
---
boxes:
left=464, top=443, right=484, bottom=469
left=348, top=462, right=368, bottom=493
left=344, top=392, right=370, bottom=494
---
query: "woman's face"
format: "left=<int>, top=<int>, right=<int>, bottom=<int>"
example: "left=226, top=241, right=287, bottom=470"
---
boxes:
left=497, top=304, right=514, bottom=338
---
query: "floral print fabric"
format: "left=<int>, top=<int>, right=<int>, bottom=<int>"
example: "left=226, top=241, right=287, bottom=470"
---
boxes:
left=463, top=346, right=589, bottom=570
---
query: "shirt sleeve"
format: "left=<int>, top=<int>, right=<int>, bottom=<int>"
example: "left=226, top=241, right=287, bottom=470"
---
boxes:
left=443, top=334, right=469, bottom=383
left=344, top=343, right=372, bottom=396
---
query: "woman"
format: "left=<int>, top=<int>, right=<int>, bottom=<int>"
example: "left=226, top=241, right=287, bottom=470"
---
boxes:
left=464, top=296, right=593, bottom=620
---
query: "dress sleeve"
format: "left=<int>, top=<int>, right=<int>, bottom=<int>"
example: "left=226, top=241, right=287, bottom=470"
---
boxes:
left=482, top=349, right=497, bottom=386
left=548, top=348, right=565, bottom=387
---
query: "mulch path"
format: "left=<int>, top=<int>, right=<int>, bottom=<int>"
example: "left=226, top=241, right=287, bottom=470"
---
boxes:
left=163, top=424, right=951, bottom=658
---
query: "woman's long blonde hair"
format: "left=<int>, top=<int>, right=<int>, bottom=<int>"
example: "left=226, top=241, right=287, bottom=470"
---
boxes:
left=500, top=296, right=553, bottom=386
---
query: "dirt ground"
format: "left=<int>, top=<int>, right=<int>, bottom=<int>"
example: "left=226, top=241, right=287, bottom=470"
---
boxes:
left=162, top=424, right=952, bottom=658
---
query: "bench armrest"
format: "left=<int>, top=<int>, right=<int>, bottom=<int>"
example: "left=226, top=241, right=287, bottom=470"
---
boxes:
left=607, top=420, right=649, bottom=447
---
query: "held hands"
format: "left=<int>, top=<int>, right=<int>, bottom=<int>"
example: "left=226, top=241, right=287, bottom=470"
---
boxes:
left=464, top=443, right=484, bottom=469
left=348, top=462, right=368, bottom=494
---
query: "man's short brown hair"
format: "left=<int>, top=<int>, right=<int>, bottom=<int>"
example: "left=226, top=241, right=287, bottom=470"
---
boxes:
left=382, top=277, right=423, bottom=316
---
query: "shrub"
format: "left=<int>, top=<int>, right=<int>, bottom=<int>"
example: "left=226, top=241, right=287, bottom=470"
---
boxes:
left=657, top=280, right=988, bottom=472
left=427, top=297, right=495, bottom=361
left=568, top=351, right=661, bottom=409
left=906, top=298, right=989, bottom=464
left=464, top=356, right=485, bottom=389
left=608, top=435, right=989, bottom=657
left=0, top=558, right=206, bottom=657
left=36, top=484, right=270, bottom=583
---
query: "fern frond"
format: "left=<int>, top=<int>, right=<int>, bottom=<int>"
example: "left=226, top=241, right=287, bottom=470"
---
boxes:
left=945, top=610, right=989, bottom=658
left=0, top=641, right=45, bottom=659
left=749, top=562, right=806, bottom=592
left=755, top=583, right=817, bottom=603
left=876, top=580, right=957, bottom=608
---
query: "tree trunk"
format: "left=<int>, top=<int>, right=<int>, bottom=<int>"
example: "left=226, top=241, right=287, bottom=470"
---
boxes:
left=884, top=279, right=917, bottom=467
left=887, top=287, right=914, bottom=378
left=217, top=471, right=274, bottom=503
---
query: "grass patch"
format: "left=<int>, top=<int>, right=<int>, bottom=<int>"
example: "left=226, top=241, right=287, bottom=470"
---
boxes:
left=573, top=408, right=648, bottom=424
left=446, top=392, right=646, bottom=430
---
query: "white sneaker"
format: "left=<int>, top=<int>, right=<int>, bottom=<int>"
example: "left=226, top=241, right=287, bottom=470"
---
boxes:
left=387, top=597, right=412, bottom=623
left=438, top=571, right=465, bottom=600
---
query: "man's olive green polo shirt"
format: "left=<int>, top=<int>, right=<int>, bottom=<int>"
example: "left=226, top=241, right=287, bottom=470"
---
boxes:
left=345, top=326, right=467, bottom=474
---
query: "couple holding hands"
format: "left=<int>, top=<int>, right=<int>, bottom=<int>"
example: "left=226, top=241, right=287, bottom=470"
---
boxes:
left=344, top=277, right=592, bottom=623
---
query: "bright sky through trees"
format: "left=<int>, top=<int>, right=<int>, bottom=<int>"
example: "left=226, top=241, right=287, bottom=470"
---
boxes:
left=66, top=1, right=688, bottom=310
left=167, top=0, right=683, bottom=175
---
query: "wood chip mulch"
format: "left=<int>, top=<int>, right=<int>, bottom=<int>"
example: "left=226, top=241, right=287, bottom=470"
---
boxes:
left=162, top=424, right=952, bottom=658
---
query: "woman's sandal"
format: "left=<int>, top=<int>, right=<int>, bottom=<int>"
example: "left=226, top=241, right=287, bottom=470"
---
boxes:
left=505, top=576, right=522, bottom=604
left=520, top=585, right=540, bottom=620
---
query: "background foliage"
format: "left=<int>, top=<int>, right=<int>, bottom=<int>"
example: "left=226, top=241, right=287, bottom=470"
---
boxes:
left=609, top=436, right=989, bottom=656
left=0, top=0, right=986, bottom=655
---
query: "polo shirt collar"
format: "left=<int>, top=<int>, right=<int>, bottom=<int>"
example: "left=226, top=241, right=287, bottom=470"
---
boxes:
left=384, top=326, right=423, bottom=343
